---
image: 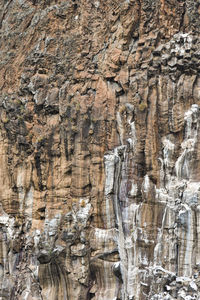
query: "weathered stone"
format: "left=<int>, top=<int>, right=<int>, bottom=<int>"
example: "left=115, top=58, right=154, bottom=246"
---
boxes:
left=0, top=0, right=200, bottom=299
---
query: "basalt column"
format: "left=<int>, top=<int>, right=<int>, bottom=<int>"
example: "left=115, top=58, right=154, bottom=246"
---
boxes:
left=0, top=0, right=200, bottom=299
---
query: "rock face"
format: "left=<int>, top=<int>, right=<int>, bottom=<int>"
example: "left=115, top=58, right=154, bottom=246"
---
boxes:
left=0, top=0, right=200, bottom=299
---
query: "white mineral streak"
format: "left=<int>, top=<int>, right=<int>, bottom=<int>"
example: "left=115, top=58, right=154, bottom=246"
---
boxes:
left=91, top=228, right=118, bottom=300
left=113, top=146, right=128, bottom=300
left=102, top=104, right=200, bottom=299
left=152, top=104, right=200, bottom=299
left=77, top=198, right=91, bottom=226
left=3, top=103, right=199, bottom=300
left=128, top=121, right=137, bottom=151
left=175, top=104, right=199, bottom=180
left=101, top=105, right=138, bottom=299
left=24, top=186, right=33, bottom=220
left=116, top=111, right=124, bottom=145
left=129, top=181, right=138, bottom=197
left=153, top=205, right=167, bottom=265
left=142, top=174, right=150, bottom=194
left=104, top=153, right=115, bottom=228
left=44, top=213, right=61, bottom=237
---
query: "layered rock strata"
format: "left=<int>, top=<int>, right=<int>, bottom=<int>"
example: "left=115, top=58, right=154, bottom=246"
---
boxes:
left=0, top=0, right=200, bottom=299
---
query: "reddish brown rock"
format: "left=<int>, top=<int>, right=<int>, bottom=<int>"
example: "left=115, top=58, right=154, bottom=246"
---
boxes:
left=0, top=0, right=200, bottom=299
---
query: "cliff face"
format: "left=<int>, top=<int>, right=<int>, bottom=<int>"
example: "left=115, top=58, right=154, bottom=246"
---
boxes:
left=0, top=0, right=200, bottom=299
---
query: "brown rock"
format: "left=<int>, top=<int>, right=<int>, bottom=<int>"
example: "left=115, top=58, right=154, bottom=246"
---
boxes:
left=0, top=1, right=200, bottom=299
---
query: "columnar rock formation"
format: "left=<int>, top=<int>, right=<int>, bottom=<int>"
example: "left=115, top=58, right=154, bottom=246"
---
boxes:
left=0, top=0, right=200, bottom=299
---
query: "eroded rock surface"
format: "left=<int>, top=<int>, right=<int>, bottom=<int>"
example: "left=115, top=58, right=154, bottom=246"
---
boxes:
left=0, top=0, right=200, bottom=299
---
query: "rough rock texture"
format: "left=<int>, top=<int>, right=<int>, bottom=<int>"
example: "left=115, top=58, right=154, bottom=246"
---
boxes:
left=0, top=0, right=200, bottom=299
